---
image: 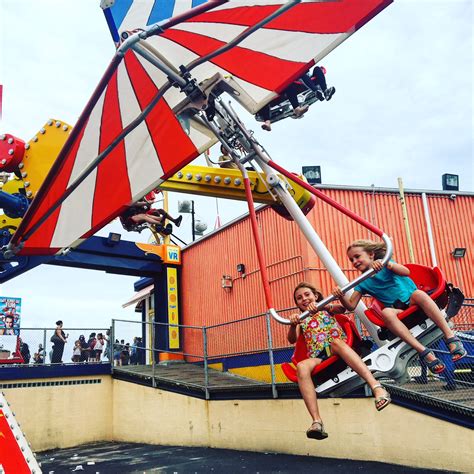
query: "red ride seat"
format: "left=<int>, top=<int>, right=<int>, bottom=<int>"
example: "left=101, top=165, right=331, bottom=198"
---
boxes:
left=364, top=264, right=448, bottom=330
left=282, top=314, right=362, bottom=384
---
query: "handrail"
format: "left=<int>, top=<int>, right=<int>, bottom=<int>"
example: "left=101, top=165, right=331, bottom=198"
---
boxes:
left=269, top=240, right=392, bottom=325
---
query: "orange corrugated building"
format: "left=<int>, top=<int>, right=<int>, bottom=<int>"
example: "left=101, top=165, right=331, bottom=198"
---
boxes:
left=179, top=186, right=473, bottom=355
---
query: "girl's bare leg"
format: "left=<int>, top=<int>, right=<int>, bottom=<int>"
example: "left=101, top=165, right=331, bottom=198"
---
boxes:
left=297, top=358, right=322, bottom=422
left=330, top=339, right=386, bottom=402
left=381, top=308, right=426, bottom=352
left=381, top=307, right=443, bottom=369
left=410, top=290, right=454, bottom=340
left=131, top=214, right=163, bottom=225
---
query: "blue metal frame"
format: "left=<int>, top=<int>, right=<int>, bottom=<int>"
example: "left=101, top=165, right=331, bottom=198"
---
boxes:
left=0, top=362, right=111, bottom=381
left=0, top=234, right=164, bottom=283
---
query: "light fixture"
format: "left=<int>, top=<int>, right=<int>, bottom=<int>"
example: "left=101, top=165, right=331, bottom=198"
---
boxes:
left=442, top=173, right=459, bottom=191
left=237, top=263, right=246, bottom=274
left=302, top=165, right=321, bottom=185
left=452, top=247, right=466, bottom=258
left=194, top=220, right=208, bottom=236
left=221, top=275, right=233, bottom=289
left=106, top=232, right=121, bottom=247
left=178, top=200, right=192, bottom=213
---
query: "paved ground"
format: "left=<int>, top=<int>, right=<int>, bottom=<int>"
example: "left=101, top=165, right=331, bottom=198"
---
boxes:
left=38, top=442, right=446, bottom=473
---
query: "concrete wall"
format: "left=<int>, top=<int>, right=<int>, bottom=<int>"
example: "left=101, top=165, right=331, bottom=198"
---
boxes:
left=5, top=377, right=471, bottom=472
left=3, top=375, right=113, bottom=451
left=112, top=380, right=472, bottom=472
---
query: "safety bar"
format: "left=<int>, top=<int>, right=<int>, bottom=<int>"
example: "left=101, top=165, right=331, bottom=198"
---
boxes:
left=256, top=160, right=394, bottom=324
left=269, top=233, right=392, bottom=324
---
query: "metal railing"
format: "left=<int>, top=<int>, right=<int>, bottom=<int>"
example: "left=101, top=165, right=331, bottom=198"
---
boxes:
left=111, top=302, right=474, bottom=418
left=3, top=303, right=472, bottom=419
left=0, top=327, right=110, bottom=366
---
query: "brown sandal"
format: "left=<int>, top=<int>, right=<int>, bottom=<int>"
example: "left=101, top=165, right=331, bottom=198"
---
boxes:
left=306, top=420, right=328, bottom=440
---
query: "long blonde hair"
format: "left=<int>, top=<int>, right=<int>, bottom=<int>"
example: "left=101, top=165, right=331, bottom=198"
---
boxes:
left=293, top=282, right=323, bottom=304
left=347, top=239, right=386, bottom=259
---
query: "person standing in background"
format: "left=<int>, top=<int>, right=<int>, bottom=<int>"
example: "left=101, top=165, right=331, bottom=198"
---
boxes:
left=51, top=320, right=68, bottom=363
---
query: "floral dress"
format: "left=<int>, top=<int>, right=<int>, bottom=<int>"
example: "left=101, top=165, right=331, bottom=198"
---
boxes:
left=300, top=311, right=347, bottom=360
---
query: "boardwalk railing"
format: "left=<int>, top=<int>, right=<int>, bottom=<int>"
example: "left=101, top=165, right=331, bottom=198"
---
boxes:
left=111, top=303, right=474, bottom=417
left=0, top=327, right=110, bottom=366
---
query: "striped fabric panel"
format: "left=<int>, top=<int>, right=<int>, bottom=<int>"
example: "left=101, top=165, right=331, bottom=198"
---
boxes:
left=103, top=0, right=209, bottom=43
left=14, top=0, right=392, bottom=255
left=17, top=50, right=201, bottom=255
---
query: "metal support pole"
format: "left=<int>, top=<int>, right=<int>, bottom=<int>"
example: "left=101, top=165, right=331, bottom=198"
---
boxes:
left=421, top=193, right=437, bottom=266
left=132, top=43, right=187, bottom=88
left=203, top=326, right=210, bottom=400
left=265, top=312, right=278, bottom=399
left=191, top=200, right=196, bottom=242
left=398, top=178, right=415, bottom=263
left=151, top=320, right=156, bottom=388
left=43, top=329, right=47, bottom=365
left=163, top=190, right=170, bottom=245
left=145, top=296, right=152, bottom=365
left=111, top=320, right=115, bottom=370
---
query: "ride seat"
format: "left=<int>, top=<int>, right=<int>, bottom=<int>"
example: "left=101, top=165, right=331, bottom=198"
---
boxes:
left=119, top=216, right=172, bottom=236
left=281, top=314, right=362, bottom=384
left=119, top=216, right=148, bottom=233
left=365, top=264, right=448, bottom=331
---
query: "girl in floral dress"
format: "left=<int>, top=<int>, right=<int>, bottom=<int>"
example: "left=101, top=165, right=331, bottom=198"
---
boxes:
left=288, top=282, right=390, bottom=440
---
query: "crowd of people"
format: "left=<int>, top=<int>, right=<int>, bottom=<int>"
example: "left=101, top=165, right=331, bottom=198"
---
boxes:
left=113, top=337, right=146, bottom=366
left=23, top=323, right=115, bottom=365
left=5, top=323, right=148, bottom=366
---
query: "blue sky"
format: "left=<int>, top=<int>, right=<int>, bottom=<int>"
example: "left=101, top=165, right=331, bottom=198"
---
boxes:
left=0, top=0, right=472, bottom=330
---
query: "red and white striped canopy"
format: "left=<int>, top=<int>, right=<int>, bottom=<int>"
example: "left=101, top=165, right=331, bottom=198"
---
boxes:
left=12, top=0, right=392, bottom=255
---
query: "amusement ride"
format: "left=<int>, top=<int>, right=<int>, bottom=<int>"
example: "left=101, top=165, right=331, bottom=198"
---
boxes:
left=0, top=1, right=466, bottom=471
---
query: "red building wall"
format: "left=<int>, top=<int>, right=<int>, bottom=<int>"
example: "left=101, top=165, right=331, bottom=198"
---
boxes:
left=180, top=187, right=473, bottom=355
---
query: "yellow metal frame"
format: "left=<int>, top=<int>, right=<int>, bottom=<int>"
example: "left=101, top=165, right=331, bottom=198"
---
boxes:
left=0, top=178, right=25, bottom=233
left=20, top=119, right=72, bottom=199
left=159, top=164, right=312, bottom=209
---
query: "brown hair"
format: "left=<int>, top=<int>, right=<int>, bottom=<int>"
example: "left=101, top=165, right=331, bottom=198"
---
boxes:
left=347, top=239, right=386, bottom=260
left=293, top=282, right=323, bottom=304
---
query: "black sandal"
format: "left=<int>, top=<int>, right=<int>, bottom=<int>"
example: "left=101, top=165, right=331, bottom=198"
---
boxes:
left=420, top=348, right=445, bottom=374
left=445, top=337, right=467, bottom=362
left=306, top=420, right=328, bottom=440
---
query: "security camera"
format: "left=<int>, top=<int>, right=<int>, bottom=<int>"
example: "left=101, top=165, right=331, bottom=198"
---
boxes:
left=449, top=194, right=457, bottom=200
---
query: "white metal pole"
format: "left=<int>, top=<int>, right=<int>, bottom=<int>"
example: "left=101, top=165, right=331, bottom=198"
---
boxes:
left=262, top=169, right=383, bottom=345
left=421, top=193, right=438, bottom=266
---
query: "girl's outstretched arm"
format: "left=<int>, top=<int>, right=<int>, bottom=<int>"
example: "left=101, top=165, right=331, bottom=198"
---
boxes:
left=322, top=302, right=346, bottom=314
left=332, top=288, right=362, bottom=311
left=383, top=260, right=411, bottom=276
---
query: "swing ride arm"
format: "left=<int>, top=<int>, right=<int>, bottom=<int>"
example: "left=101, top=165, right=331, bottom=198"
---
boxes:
left=203, top=97, right=390, bottom=343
